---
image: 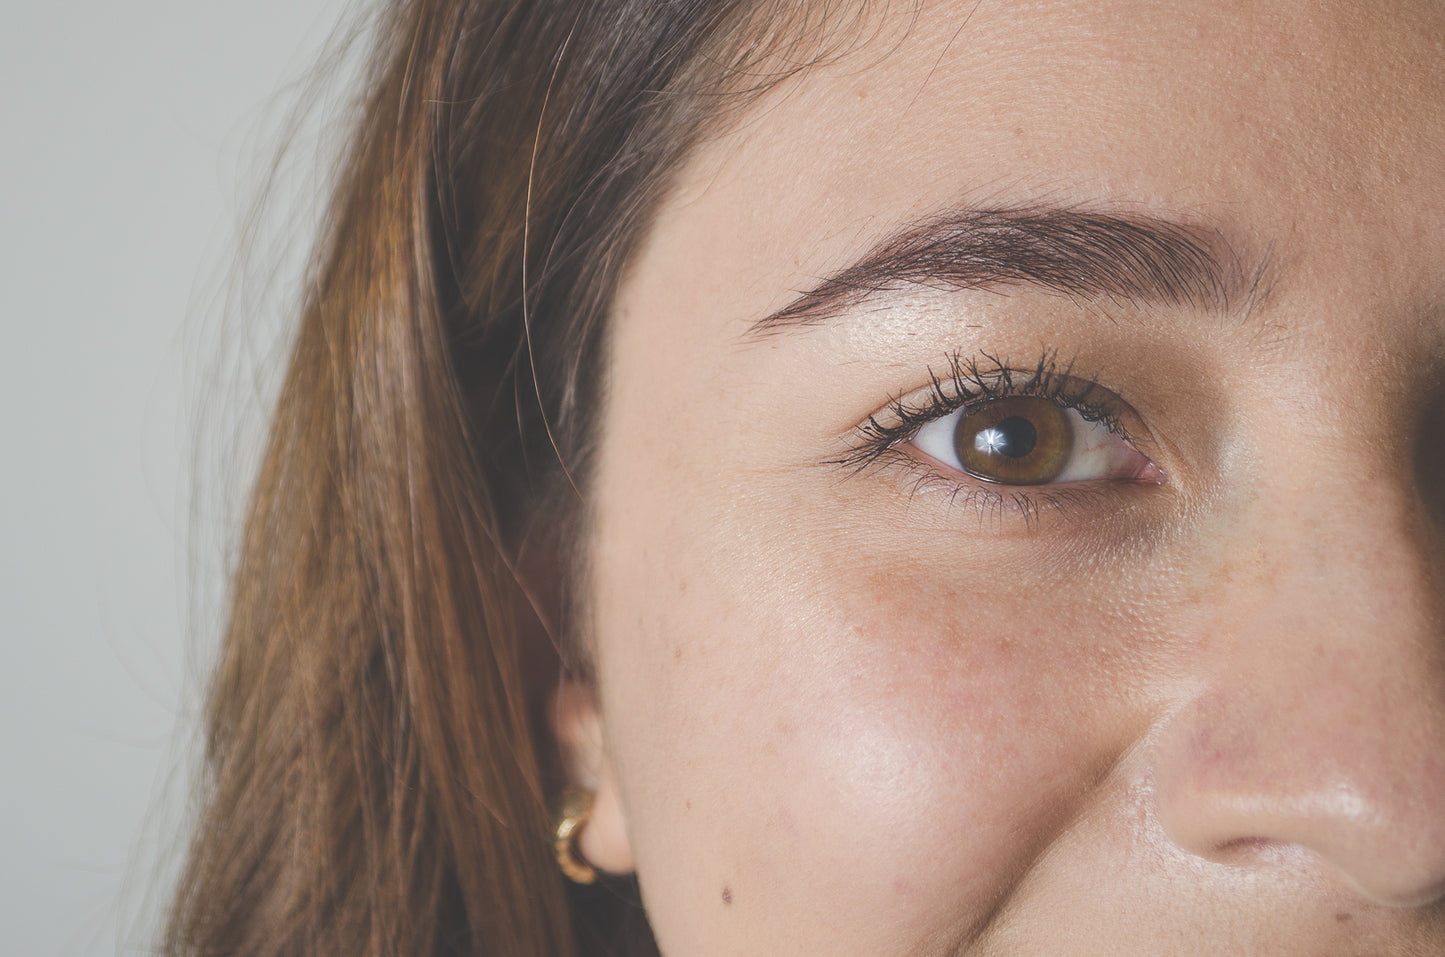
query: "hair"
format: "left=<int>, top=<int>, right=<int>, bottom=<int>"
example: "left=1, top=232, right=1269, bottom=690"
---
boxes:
left=164, top=1, right=880, bottom=955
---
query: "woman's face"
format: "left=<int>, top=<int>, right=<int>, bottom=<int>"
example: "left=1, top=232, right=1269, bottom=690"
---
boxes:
left=576, top=0, right=1445, bottom=952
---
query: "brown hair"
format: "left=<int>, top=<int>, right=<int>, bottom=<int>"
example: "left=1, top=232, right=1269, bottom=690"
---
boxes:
left=165, top=1, right=880, bottom=955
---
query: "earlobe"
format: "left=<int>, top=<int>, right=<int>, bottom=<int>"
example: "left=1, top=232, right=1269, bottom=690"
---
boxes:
left=551, top=681, right=636, bottom=876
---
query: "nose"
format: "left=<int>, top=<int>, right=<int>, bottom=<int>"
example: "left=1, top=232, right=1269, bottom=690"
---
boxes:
left=1152, top=474, right=1445, bottom=907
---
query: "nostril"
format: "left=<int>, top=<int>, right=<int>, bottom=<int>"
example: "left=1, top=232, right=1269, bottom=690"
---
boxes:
left=1207, top=836, right=1334, bottom=876
left=1153, top=682, right=1445, bottom=909
left=1161, top=775, right=1445, bottom=907
left=1215, top=836, right=1280, bottom=857
left=1206, top=834, right=1277, bottom=865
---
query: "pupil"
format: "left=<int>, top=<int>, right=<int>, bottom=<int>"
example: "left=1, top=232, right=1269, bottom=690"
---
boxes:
left=974, top=415, right=1037, bottom=459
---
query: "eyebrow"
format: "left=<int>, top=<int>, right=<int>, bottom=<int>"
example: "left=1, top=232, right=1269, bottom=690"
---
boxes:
left=746, top=206, right=1258, bottom=338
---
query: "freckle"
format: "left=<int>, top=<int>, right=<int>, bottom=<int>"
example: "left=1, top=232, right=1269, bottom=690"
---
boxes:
left=721, top=886, right=733, bottom=905
left=1335, top=911, right=1352, bottom=923
left=989, top=632, right=1017, bottom=661
left=685, top=799, right=693, bottom=811
left=678, top=578, right=688, bottom=594
left=674, top=646, right=682, bottom=662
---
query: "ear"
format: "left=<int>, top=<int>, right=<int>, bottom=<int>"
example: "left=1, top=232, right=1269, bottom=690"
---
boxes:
left=551, top=681, right=636, bottom=875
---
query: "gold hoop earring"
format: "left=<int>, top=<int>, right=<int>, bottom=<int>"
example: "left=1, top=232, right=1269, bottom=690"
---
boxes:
left=553, top=788, right=598, bottom=884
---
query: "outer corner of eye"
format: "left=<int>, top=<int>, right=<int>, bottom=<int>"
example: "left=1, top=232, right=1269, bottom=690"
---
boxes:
left=1056, top=412, right=1164, bottom=485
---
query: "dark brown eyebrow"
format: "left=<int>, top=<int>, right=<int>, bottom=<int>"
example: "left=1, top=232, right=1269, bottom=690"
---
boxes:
left=746, top=206, right=1258, bottom=338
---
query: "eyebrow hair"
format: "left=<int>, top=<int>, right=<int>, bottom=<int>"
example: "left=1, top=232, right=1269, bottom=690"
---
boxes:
left=746, top=206, right=1257, bottom=338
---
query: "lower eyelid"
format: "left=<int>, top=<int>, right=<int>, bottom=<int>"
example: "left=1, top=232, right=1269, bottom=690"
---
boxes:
left=867, top=452, right=1138, bottom=525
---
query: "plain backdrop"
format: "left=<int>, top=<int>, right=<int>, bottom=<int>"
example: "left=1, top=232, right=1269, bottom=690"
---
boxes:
left=2, top=1, right=356, bottom=953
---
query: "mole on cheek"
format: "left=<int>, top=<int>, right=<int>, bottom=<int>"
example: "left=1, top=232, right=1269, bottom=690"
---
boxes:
left=721, top=886, right=733, bottom=906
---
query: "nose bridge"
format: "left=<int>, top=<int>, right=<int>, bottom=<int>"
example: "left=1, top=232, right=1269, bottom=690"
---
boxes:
left=1152, top=447, right=1445, bottom=906
left=1213, top=387, right=1445, bottom=661
left=1272, top=462, right=1444, bottom=648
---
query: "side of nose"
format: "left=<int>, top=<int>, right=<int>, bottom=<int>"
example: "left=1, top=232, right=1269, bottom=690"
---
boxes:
left=1152, top=478, right=1445, bottom=907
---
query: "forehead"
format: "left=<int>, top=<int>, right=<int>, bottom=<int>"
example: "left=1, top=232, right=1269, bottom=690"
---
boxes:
left=626, top=0, right=1445, bottom=331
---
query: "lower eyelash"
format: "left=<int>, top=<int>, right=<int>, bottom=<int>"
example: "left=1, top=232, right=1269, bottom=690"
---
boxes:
left=860, top=445, right=1122, bottom=528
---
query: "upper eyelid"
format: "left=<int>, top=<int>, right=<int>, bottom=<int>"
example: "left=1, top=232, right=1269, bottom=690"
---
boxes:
left=879, top=353, right=1128, bottom=437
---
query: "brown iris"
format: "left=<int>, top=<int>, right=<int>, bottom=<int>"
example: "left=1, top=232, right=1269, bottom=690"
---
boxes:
left=953, top=396, right=1074, bottom=484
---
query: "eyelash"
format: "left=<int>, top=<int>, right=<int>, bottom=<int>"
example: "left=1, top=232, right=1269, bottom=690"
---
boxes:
left=834, top=349, right=1139, bottom=518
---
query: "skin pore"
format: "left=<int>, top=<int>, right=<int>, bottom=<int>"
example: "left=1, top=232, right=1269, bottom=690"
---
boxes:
left=559, top=0, right=1445, bottom=953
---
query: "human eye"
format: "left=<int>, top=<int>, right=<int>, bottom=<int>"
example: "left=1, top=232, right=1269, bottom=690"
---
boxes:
left=911, top=394, right=1155, bottom=485
left=839, top=350, right=1164, bottom=496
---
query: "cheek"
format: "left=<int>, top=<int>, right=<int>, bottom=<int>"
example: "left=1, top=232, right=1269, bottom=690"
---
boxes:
left=591, top=506, right=1150, bottom=952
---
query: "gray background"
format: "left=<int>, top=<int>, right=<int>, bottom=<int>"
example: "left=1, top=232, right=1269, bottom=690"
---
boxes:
left=2, top=1, right=354, bottom=952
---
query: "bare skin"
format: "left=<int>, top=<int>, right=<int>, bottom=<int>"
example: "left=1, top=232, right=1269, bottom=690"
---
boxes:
left=561, top=0, right=1445, bottom=953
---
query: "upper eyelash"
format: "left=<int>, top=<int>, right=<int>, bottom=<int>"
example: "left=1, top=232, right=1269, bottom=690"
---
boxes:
left=832, top=348, right=1130, bottom=475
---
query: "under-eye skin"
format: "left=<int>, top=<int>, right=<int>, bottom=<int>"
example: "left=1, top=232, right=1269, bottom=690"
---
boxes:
left=837, top=350, right=1164, bottom=516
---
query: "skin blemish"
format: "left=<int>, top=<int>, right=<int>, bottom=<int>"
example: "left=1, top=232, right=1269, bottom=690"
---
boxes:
left=722, top=886, right=733, bottom=906
left=1335, top=912, right=1353, bottom=923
